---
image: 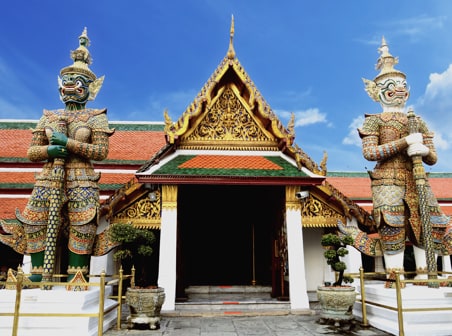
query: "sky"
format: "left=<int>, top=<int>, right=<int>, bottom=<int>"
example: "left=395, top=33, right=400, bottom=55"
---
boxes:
left=1, top=1, right=452, bottom=173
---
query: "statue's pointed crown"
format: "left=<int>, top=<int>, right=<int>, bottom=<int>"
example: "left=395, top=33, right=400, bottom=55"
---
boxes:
left=60, top=27, right=97, bottom=81
left=374, top=36, right=406, bottom=82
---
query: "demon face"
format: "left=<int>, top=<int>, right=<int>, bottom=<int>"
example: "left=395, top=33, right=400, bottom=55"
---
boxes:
left=58, top=73, right=91, bottom=104
left=377, top=76, right=409, bottom=108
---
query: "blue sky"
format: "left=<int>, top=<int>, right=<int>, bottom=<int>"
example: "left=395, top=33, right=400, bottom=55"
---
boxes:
left=1, top=1, right=452, bottom=173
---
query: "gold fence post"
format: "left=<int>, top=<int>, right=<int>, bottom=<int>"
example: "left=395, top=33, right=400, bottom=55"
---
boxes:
left=359, top=267, right=369, bottom=327
left=117, top=266, right=123, bottom=330
left=12, top=268, right=24, bottom=336
left=98, top=270, right=106, bottom=336
left=395, top=270, right=404, bottom=336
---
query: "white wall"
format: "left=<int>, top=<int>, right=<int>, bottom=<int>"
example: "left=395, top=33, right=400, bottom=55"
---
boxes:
left=302, top=228, right=331, bottom=291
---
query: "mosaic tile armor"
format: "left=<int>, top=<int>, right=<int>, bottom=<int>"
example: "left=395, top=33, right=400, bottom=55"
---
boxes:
left=359, top=112, right=449, bottom=254
left=17, top=108, right=113, bottom=255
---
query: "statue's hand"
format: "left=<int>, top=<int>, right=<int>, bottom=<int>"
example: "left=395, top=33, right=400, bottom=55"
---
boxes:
left=51, top=132, right=68, bottom=146
left=405, top=133, right=423, bottom=145
left=47, top=145, right=68, bottom=159
left=407, top=143, right=429, bottom=157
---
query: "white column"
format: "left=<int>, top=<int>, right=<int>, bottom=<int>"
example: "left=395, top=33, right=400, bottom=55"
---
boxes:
left=442, top=256, right=452, bottom=273
left=158, top=207, right=177, bottom=311
left=158, top=185, right=178, bottom=311
left=286, top=208, right=310, bottom=310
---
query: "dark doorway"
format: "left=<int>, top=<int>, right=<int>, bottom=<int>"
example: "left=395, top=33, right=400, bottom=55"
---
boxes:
left=177, top=184, right=283, bottom=287
left=0, top=243, right=23, bottom=279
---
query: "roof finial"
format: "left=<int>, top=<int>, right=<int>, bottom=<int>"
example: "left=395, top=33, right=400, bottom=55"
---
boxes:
left=227, top=14, right=236, bottom=59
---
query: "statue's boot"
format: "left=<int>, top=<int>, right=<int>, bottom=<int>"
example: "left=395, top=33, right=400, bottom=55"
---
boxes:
left=412, top=245, right=445, bottom=286
left=67, top=252, right=90, bottom=283
left=29, top=251, right=44, bottom=282
left=383, top=251, right=405, bottom=288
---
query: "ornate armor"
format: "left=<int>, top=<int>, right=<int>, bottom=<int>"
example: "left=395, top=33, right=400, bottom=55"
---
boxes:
left=17, top=108, right=113, bottom=255
left=359, top=112, right=448, bottom=254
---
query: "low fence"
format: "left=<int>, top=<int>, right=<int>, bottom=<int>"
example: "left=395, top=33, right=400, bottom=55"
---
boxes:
left=351, top=267, right=452, bottom=336
left=0, top=267, right=135, bottom=336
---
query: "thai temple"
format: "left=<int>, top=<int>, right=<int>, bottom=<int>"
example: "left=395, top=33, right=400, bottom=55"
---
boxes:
left=1, top=19, right=452, bottom=315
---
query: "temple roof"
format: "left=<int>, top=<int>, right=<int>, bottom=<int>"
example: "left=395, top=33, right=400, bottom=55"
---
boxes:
left=137, top=17, right=326, bottom=185
left=137, top=152, right=319, bottom=186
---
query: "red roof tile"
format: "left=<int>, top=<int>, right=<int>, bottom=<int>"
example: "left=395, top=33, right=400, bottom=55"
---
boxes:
left=0, top=130, right=31, bottom=158
left=326, top=176, right=452, bottom=200
left=326, top=177, right=371, bottom=199
left=179, top=155, right=283, bottom=170
left=98, top=173, right=135, bottom=184
left=0, top=199, right=28, bottom=219
left=0, top=172, right=35, bottom=183
left=107, top=131, right=166, bottom=161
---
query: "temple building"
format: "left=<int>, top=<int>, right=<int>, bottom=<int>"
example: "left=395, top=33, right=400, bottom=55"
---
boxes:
left=1, top=22, right=452, bottom=312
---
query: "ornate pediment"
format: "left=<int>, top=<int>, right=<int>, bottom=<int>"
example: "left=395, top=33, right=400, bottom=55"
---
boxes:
left=111, top=189, right=161, bottom=229
left=179, top=85, right=278, bottom=150
left=301, top=193, right=345, bottom=228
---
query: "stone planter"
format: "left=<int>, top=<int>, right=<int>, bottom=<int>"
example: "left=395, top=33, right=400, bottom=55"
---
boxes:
left=316, top=285, right=357, bottom=324
left=126, top=286, right=165, bottom=330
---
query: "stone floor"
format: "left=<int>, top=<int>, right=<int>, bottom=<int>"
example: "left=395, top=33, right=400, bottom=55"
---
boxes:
left=103, top=286, right=393, bottom=335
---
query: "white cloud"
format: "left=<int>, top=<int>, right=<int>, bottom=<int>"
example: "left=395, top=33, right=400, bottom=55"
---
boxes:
left=342, top=116, right=364, bottom=147
left=415, top=64, right=452, bottom=151
left=277, top=108, right=327, bottom=127
left=424, top=64, right=452, bottom=100
left=383, top=15, right=446, bottom=40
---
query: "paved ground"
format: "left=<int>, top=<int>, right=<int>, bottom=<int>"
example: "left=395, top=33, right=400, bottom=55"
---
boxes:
left=103, top=304, right=392, bottom=336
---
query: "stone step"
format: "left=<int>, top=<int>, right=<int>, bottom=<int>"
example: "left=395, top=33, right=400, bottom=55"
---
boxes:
left=176, top=301, right=290, bottom=312
left=175, top=285, right=291, bottom=314
left=185, top=285, right=272, bottom=294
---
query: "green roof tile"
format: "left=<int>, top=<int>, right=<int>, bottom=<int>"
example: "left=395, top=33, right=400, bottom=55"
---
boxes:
left=153, top=155, right=309, bottom=177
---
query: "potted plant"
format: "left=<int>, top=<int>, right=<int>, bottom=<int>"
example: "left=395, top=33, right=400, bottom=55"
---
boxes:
left=316, top=230, right=357, bottom=325
left=110, top=222, right=165, bottom=330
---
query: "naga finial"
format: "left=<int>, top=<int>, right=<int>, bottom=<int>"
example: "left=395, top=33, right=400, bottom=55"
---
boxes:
left=227, top=15, right=236, bottom=60
left=287, top=112, right=295, bottom=137
left=164, top=109, right=174, bottom=134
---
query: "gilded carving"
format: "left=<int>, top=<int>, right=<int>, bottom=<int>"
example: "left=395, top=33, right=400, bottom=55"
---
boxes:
left=181, top=86, right=274, bottom=148
left=112, top=190, right=161, bottom=229
left=162, top=185, right=178, bottom=210
left=301, top=196, right=344, bottom=228
left=286, top=186, right=345, bottom=227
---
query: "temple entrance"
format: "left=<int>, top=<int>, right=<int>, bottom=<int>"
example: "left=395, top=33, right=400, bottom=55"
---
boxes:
left=177, top=184, right=284, bottom=288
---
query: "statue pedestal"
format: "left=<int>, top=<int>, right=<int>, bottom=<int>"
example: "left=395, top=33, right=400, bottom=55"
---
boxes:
left=354, top=283, right=452, bottom=336
left=0, top=286, right=117, bottom=336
